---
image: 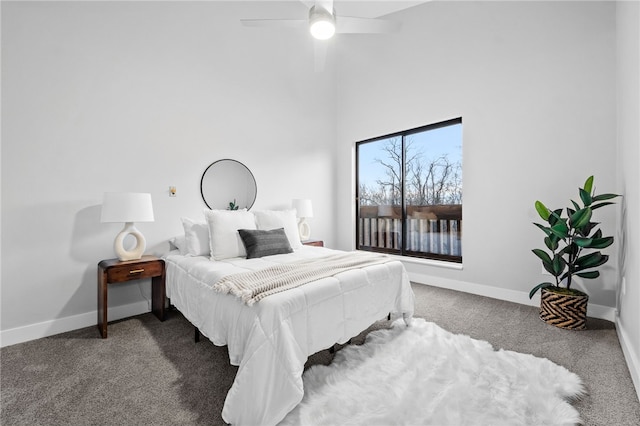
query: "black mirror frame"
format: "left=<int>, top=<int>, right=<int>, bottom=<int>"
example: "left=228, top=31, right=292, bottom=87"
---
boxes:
left=200, top=159, right=257, bottom=210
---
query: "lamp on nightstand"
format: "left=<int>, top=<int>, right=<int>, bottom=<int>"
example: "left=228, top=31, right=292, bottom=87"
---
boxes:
left=292, top=198, right=313, bottom=241
left=101, top=192, right=154, bottom=261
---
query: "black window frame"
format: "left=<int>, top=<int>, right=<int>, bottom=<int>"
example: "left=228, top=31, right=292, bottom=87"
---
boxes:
left=355, top=117, right=463, bottom=263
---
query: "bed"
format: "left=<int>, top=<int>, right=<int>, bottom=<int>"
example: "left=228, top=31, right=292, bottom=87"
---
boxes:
left=164, top=209, right=415, bottom=425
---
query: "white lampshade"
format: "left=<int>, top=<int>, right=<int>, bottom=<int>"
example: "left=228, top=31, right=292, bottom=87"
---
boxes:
left=292, top=199, right=313, bottom=218
left=101, top=192, right=154, bottom=223
left=101, top=192, right=154, bottom=261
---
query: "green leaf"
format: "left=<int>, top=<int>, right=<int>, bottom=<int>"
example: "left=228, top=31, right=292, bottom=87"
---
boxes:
left=547, top=209, right=563, bottom=226
left=532, top=249, right=556, bottom=275
left=587, top=236, right=614, bottom=249
left=579, top=188, right=592, bottom=206
left=552, top=254, right=566, bottom=275
left=581, top=222, right=597, bottom=237
left=576, top=271, right=600, bottom=279
left=543, top=262, right=556, bottom=276
left=574, top=237, right=594, bottom=248
left=584, top=175, right=594, bottom=194
left=559, top=244, right=578, bottom=257
left=529, top=282, right=554, bottom=299
left=571, top=200, right=581, bottom=211
left=544, top=235, right=559, bottom=251
left=591, top=201, right=616, bottom=210
left=570, top=207, right=592, bottom=229
left=575, top=252, right=609, bottom=270
left=533, top=222, right=552, bottom=237
left=550, top=220, right=569, bottom=239
left=592, top=193, right=620, bottom=202
left=535, top=201, right=550, bottom=221
left=532, top=249, right=552, bottom=264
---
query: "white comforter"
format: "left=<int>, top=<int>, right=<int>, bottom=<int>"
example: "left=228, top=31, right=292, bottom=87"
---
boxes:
left=164, top=246, right=415, bottom=426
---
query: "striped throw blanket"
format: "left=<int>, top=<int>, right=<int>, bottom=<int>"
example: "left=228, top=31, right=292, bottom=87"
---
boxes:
left=214, top=252, right=392, bottom=305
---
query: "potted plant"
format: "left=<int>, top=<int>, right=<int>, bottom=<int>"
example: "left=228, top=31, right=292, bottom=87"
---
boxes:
left=529, top=176, right=620, bottom=330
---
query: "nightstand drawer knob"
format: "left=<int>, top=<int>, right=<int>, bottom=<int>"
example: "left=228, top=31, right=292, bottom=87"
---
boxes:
left=129, top=269, right=145, bottom=274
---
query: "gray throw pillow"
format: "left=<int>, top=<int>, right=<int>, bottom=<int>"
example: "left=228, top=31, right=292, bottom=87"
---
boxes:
left=238, top=228, right=293, bottom=259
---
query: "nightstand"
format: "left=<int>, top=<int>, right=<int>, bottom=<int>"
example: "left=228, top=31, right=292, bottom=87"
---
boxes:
left=302, top=240, right=324, bottom=247
left=97, top=255, right=166, bottom=338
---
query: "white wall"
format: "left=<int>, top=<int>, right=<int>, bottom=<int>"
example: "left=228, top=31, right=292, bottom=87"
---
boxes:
left=1, top=1, right=336, bottom=344
left=1, top=0, right=635, bottom=374
left=616, top=0, right=640, bottom=397
left=335, top=1, right=619, bottom=315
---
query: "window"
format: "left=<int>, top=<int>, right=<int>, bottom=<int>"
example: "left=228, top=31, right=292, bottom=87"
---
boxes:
left=356, top=118, right=463, bottom=263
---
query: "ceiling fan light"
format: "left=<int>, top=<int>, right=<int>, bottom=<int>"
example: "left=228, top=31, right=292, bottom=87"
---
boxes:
left=309, top=6, right=335, bottom=40
left=310, top=20, right=335, bottom=40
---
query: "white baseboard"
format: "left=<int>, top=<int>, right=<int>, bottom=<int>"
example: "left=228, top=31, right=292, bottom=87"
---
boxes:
left=408, top=272, right=617, bottom=322
left=0, top=301, right=150, bottom=348
left=616, top=317, right=640, bottom=398
left=0, top=274, right=619, bottom=347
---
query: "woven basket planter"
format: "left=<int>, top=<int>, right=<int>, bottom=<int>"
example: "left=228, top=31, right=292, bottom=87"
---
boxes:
left=539, top=287, right=588, bottom=330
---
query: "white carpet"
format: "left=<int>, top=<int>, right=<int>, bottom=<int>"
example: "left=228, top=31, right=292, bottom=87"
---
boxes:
left=280, top=318, right=585, bottom=426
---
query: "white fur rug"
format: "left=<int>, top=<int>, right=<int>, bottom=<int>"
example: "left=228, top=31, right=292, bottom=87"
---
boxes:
left=280, top=318, right=585, bottom=426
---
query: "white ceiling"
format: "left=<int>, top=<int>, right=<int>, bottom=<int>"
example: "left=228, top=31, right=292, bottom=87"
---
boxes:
left=50, top=1, right=428, bottom=20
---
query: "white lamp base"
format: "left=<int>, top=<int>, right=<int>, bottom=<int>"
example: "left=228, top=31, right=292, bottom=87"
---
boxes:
left=298, top=218, right=311, bottom=241
left=114, top=222, right=146, bottom=261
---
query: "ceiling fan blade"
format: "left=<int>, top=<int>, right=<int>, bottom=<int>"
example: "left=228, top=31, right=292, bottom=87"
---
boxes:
left=240, top=19, right=306, bottom=29
left=314, top=39, right=328, bottom=72
left=336, top=16, right=400, bottom=34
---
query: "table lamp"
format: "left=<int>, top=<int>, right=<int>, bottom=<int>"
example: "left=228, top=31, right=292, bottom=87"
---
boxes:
left=101, top=192, right=154, bottom=261
left=292, top=199, right=313, bottom=241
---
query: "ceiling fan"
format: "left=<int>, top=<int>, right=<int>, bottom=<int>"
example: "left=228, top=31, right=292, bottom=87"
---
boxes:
left=240, top=0, right=400, bottom=71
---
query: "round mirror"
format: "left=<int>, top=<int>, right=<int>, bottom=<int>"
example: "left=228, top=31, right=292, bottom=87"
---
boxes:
left=200, top=159, right=257, bottom=210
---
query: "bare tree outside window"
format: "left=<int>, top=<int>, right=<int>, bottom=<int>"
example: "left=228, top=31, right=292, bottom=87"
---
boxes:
left=356, top=119, right=462, bottom=262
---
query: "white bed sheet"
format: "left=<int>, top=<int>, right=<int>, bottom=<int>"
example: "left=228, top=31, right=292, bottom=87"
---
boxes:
left=164, top=246, right=415, bottom=426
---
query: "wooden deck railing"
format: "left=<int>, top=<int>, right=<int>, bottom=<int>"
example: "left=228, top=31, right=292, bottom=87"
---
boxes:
left=358, top=217, right=462, bottom=256
left=357, top=205, right=462, bottom=257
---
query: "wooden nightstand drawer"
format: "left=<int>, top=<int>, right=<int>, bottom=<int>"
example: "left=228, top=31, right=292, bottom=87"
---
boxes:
left=106, top=260, right=163, bottom=283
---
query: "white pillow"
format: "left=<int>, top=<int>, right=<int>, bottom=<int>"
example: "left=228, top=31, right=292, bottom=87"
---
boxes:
left=253, top=209, right=303, bottom=249
left=204, top=209, right=257, bottom=260
left=181, top=217, right=210, bottom=256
